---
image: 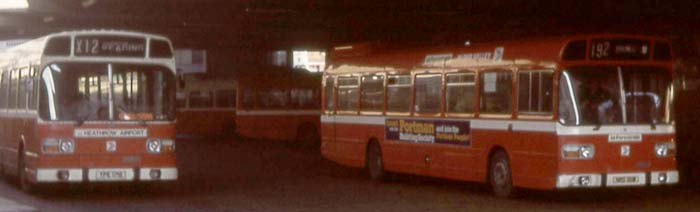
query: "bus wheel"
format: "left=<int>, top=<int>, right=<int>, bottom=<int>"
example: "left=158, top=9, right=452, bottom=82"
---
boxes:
left=489, top=150, right=514, bottom=198
left=18, top=149, right=35, bottom=193
left=366, top=141, right=385, bottom=181
left=296, top=124, right=319, bottom=149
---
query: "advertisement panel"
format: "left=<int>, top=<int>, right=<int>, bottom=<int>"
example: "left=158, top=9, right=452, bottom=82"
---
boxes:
left=385, top=118, right=471, bottom=146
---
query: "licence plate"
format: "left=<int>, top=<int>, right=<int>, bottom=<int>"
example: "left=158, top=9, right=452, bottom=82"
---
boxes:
left=89, top=169, right=134, bottom=182
left=607, top=173, right=645, bottom=187
left=614, top=176, right=638, bottom=184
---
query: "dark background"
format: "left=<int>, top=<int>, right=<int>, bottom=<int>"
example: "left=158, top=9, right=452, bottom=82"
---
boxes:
left=3, top=0, right=700, bottom=75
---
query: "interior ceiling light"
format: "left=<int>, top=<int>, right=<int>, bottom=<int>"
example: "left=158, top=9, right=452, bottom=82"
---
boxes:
left=0, top=0, right=28, bottom=10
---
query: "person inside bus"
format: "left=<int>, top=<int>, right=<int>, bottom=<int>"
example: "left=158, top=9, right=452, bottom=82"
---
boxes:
left=61, top=92, right=100, bottom=121
left=581, top=80, right=615, bottom=124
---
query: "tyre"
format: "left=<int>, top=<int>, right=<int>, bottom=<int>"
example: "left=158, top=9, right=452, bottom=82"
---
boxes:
left=18, top=148, right=36, bottom=193
left=489, top=150, right=514, bottom=198
left=366, top=141, right=385, bottom=181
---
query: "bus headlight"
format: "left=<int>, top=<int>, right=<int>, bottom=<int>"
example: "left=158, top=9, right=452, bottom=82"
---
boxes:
left=42, top=138, right=75, bottom=154
left=655, top=142, right=676, bottom=157
left=147, top=139, right=175, bottom=153
left=562, top=144, right=595, bottom=159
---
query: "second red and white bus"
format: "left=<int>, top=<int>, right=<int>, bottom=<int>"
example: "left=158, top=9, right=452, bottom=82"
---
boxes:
left=322, top=34, right=677, bottom=197
left=236, top=67, right=322, bottom=147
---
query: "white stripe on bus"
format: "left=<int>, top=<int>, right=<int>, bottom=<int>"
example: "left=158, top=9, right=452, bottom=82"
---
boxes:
left=236, top=110, right=321, bottom=116
left=321, top=115, right=673, bottom=135
left=556, top=124, right=673, bottom=135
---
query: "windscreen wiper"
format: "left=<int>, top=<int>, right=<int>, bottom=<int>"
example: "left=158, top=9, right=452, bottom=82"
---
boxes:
left=593, top=120, right=602, bottom=131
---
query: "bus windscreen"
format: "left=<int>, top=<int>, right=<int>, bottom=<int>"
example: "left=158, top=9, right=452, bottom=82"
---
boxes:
left=558, top=66, right=670, bottom=126
left=39, top=63, right=176, bottom=121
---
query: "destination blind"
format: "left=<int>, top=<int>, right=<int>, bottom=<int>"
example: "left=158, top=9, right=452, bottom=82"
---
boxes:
left=74, top=35, right=146, bottom=57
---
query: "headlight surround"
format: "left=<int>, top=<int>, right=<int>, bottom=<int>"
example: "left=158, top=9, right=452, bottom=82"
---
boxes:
left=147, top=139, right=175, bottom=153
left=147, top=139, right=162, bottom=153
left=655, top=142, right=676, bottom=157
left=562, top=144, right=595, bottom=159
left=42, top=138, right=75, bottom=154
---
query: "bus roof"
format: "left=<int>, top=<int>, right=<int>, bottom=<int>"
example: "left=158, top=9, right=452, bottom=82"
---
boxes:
left=327, top=34, right=670, bottom=74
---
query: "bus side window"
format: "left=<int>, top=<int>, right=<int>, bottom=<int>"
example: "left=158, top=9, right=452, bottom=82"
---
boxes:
left=414, top=74, right=442, bottom=114
left=189, top=91, right=213, bottom=109
left=0, top=71, right=7, bottom=109
left=18, top=68, right=29, bottom=110
left=361, top=75, right=384, bottom=112
left=517, top=70, right=554, bottom=115
left=480, top=70, right=513, bottom=115
left=446, top=72, right=476, bottom=114
left=386, top=75, right=411, bottom=113
left=337, top=76, right=359, bottom=113
left=29, top=67, right=38, bottom=110
left=240, top=89, right=255, bottom=110
left=258, top=89, right=288, bottom=109
left=215, top=89, right=236, bottom=109
left=290, top=88, right=314, bottom=109
left=324, top=76, right=335, bottom=113
left=9, top=70, right=18, bottom=109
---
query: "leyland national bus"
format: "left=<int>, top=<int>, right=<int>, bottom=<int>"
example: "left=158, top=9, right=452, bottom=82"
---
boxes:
left=0, top=30, right=178, bottom=192
left=321, top=34, right=677, bottom=197
left=236, top=66, right=322, bottom=147
left=175, top=75, right=237, bottom=138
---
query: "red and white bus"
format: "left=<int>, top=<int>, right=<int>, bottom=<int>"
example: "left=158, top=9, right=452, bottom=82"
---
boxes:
left=321, top=34, right=677, bottom=197
left=236, top=67, right=322, bottom=147
left=0, top=30, right=178, bottom=192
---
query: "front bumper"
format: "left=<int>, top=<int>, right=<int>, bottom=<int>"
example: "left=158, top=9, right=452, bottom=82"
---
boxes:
left=556, top=170, right=678, bottom=188
left=35, top=167, right=177, bottom=183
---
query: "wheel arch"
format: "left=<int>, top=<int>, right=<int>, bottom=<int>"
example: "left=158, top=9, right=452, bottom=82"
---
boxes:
left=364, top=137, right=381, bottom=168
left=486, top=145, right=509, bottom=181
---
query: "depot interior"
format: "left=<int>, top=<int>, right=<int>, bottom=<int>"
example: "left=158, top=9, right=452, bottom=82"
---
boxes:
left=0, top=1, right=698, bottom=77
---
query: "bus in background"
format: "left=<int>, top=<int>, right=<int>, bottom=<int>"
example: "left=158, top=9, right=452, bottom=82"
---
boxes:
left=175, top=75, right=237, bottom=138
left=0, top=30, right=178, bottom=192
left=236, top=66, right=321, bottom=148
left=672, top=36, right=700, bottom=186
left=322, top=34, right=677, bottom=197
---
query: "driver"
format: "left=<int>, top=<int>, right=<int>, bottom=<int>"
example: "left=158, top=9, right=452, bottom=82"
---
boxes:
left=61, top=93, right=99, bottom=120
left=582, top=80, right=615, bottom=124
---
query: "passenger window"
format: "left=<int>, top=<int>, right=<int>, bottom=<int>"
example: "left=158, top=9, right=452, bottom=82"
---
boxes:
left=518, top=70, right=553, bottom=115
left=240, top=89, right=255, bottom=109
left=480, top=70, right=512, bottom=114
left=258, top=89, right=288, bottom=109
left=324, top=77, right=335, bottom=112
left=0, top=71, right=7, bottom=109
left=386, top=75, right=411, bottom=113
left=189, top=91, right=213, bottom=108
left=29, top=68, right=38, bottom=109
left=290, top=88, right=318, bottom=109
left=414, top=74, right=442, bottom=114
left=18, top=68, right=29, bottom=109
left=446, top=72, right=475, bottom=114
left=215, top=89, right=236, bottom=108
left=337, top=76, right=359, bottom=112
left=9, top=70, right=18, bottom=109
left=361, top=75, right=384, bottom=112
